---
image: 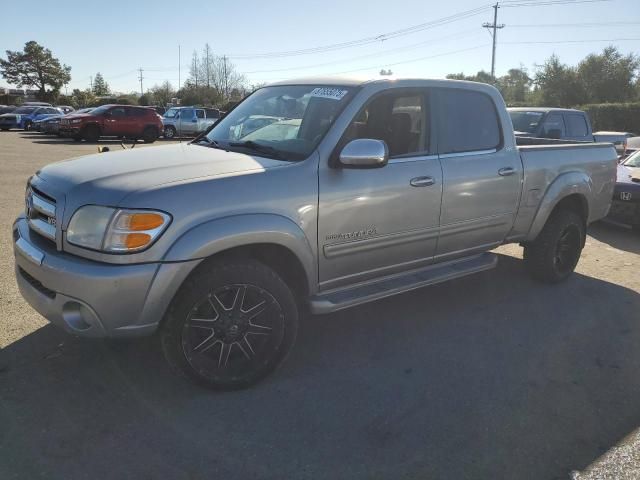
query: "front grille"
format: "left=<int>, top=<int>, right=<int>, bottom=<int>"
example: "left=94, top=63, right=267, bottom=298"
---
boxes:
left=26, top=185, right=57, bottom=243
left=19, top=267, right=56, bottom=299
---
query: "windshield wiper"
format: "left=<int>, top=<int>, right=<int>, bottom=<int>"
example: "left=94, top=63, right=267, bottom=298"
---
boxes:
left=228, top=140, right=285, bottom=159
left=193, top=137, right=224, bottom=149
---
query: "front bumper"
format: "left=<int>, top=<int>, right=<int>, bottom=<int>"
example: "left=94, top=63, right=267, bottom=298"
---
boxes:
left=607, top=199, right=640, bottom=226
left=13, top=216, right=200, bottom=338
left=59, top=125, right=82, bottom=136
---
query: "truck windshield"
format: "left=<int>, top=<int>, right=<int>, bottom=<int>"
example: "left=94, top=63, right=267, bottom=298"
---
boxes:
left=204, top=85, right=354, bottom=161
left=509, top=111, right=544, bottom=134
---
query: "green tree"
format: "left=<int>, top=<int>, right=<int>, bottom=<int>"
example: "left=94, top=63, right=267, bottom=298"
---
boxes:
left=71, top=88, right=96, bottom=108
left=577, top=46, right=639, bottom=103
left=149, top=81, right=175, bottom=106
left=534, top=54, right=584, bottom=107
left=497, top=68, right=531, bottom=103
left=92, top=72, right=110, bottom=96
left=0, top=41, right=71, bottom=100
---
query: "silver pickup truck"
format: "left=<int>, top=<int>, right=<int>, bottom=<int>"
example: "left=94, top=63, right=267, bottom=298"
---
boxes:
left=13, top=78, right=618, bottom=390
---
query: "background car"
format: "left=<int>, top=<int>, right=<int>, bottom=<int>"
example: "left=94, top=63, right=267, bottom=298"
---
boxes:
left=594, top=131, right=635, bottom=156
left=0, top=105, right=16, bottom=115
left=508, top=107, right=595, bottom=142
left=162, top=106, right=221, bottom=138
left=41, top=108, right=93, bottom=135
left=606, top=150, right=640, bottom=230
left=0, top=105, right=63, bottom=130
left=59, top=104, right=163, bottom=143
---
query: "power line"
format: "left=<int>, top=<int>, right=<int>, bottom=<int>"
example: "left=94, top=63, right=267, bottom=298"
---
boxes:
left=503, top=37, right=640, bottom=44
left=510, top=21, right=640, bottom=27
left=241, top=29, right=482, bottom=75
left=501, top=0, right=611, bottom=7
left=225, top=4, right=494, bottom=59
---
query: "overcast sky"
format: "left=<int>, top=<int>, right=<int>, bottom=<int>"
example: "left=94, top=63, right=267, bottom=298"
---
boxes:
left=1, top=0, right=638, bottom=94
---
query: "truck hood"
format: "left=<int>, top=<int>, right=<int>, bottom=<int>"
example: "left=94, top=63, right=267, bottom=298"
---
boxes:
left=36, top=143, right=288, bottom=206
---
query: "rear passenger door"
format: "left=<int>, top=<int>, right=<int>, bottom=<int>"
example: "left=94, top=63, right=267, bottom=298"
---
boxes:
left=434, top=87, right=521, bottom=261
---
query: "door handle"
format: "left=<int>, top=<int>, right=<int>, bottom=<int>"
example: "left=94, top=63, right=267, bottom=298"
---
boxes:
left=410, top=176, right=435, bottom=187
left=498, top=167, right=515, bottom=177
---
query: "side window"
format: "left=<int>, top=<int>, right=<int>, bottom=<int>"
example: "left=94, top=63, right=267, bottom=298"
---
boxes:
left=205, top=108, right=220, bottom=119
left=180, top=108, right=194, bottom=119
left=110, top=107, right=126, bottom=118
left=565, top=114, right=588, bottom=137
left=196, top=109, right=205, bottom=119
left=436, top=89, right=501, bottom=154
left=344, top=91, right=425, bottom=157
left=541, top=113, right=565, bottom=137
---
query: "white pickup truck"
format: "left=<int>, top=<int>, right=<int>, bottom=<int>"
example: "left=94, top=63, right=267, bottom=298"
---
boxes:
left=13, top=78, right=618, bottom=390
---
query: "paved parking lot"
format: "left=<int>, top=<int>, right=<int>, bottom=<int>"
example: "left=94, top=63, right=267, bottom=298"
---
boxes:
left=1, top=130, right=639, bottom=479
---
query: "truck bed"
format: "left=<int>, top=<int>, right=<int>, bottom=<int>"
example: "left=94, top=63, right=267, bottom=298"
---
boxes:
left=510, top=142, right=618, bottom=239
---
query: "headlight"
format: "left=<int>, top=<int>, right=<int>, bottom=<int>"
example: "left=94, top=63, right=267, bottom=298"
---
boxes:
left=67, top=206, right=171, bottom=253
left=71, top=118, right=83, bottom=124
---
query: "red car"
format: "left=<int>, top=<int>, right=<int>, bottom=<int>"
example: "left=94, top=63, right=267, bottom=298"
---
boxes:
left=59, top=104, right=163, bottom=143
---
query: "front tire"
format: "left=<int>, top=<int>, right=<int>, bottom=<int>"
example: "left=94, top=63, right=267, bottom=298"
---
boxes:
left=142, top=126, right=158, bottom=143
left=23, top=121, right=32, bottom=131
left=161, top=259, right=299, bottom=390
left=163, top=125, right=176, bottom=139
left=523, top=209, right=584, bottom=283
left=83, top=125, right=100, bottom=142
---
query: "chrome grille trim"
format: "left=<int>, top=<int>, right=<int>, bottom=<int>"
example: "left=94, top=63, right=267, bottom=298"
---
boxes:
left=31, top=192, right=56, bottom=217
left=29, top=218, right=56, bottom=240
left=26, top=187, right=57, bottom=242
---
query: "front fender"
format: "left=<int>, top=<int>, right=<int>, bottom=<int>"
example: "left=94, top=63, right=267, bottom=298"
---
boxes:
left=163, top=213, right=317, bottom=290
left=526, top=171, right=592, bottom=242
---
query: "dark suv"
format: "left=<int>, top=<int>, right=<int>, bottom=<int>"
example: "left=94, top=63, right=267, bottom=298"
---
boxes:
left=59, top=104, right=163, bottom=143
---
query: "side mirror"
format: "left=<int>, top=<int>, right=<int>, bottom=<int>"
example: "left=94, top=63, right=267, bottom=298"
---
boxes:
left=339, top=139, right=389, bottom=168
left=547, top=128, right=562, bottom=139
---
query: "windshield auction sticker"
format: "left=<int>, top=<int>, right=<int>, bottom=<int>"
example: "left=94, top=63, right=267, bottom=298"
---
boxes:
left=310, top=87, right=349, bottom=101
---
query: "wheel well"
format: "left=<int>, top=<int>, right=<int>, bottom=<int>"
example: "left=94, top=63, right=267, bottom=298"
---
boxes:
left=196, top=243, right=309, bottom=299
left=552, top=194, right=588, bottom=223
left=552, top=193, right=588, bottom=244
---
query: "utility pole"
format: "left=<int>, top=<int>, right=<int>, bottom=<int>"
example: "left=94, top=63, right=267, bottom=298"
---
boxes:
left=178, top=45, right=181, bottom=91
left=89, top=76, right=93, bottom=92
left=482, top=3, right=505, bottom=79
left=222, top=55, right=228, bottom=100
left=138, top=68, right=144, bottom=96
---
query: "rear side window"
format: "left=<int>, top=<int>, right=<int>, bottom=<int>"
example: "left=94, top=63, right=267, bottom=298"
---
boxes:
left=205, top=108, right=220, bottom=119
left=129, top=108, right=149, bottom=117
left=196, top=109, right=205, bottom=119
left=436, top=89, right=501, bottom=154
left=565, top=114, right=588, bottom=137
left=110, top=107, right=126, bottom=118
left=541, top=113, right=565, bottom=137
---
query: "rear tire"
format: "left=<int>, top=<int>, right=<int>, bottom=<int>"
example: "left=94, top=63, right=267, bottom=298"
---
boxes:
left=163, top=125, right=176, bottom=139
left=0, top=127, right=9, bottom=131
left=72, top=135, right=82, bottom=142
left=523, top=209, right=584, bottom=283
left=142, top=126, right=158, bottom=143
left=83, top=125, right=100, bottom=142
left=161, top=259, right=299, bottom=390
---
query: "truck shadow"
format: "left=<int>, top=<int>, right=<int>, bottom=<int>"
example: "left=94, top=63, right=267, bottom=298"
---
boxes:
left=588, top=221, right=640, bottom=255
left=1, top=254, right=639, bottom=480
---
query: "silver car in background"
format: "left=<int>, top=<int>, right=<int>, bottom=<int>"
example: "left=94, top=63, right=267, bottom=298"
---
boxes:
left=162, top=106, right=221, bottom=138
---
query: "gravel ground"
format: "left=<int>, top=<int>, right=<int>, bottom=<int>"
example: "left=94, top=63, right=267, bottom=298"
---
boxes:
left=0, top=130, right=639, bottom=479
